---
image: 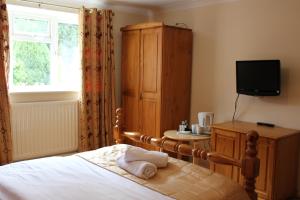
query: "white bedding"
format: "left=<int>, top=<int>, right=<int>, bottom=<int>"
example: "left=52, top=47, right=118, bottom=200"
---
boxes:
left=0, top=156, right=173, bottom=200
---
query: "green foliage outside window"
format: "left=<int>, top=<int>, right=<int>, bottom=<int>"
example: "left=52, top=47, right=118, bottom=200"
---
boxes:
left=57, top=23, right=79, bottom=84
left=13, top=41, right=50, bottom=86
left=12, top=23, right=78, bottom=87
left=58, top=23, right=78, bottom=51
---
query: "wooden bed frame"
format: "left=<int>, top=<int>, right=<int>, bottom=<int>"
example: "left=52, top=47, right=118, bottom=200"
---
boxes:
left=113, top=108, right=260, bottom=200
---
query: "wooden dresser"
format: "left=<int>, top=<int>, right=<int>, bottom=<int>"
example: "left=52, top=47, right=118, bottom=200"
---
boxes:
left=211, top=121, right=300, bottom=200
left=121, top=22, right=192, bottom=149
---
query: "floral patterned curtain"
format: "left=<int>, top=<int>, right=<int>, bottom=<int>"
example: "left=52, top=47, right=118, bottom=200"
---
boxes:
left=79, top=8, right=116, bottom=151
left=0, top=0, right=12, bottom=164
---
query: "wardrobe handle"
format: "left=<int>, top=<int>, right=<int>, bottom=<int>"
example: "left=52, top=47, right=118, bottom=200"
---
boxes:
left=139, top=93, right=143, bottom=100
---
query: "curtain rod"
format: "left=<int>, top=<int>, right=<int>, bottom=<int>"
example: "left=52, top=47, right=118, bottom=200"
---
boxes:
left=10, top=0, right=81, bottom=10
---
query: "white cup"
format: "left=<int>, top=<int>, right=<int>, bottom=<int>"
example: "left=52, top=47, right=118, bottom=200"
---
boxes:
left=179, top=125, right=185, bottom=132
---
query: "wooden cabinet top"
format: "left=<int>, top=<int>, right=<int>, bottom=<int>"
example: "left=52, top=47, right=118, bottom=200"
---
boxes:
left=212, top=121, right=300, bottom=140
left=121, top=22, right=192, bottom=31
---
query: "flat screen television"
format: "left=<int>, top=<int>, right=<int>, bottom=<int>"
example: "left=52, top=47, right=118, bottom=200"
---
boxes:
left=236, top=60, right=281, bottom=96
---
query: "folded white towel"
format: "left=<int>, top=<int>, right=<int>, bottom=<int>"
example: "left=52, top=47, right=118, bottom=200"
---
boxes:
left=116, top=155, right=157, bottom=179
left=124, top=146, right=168, bottom=168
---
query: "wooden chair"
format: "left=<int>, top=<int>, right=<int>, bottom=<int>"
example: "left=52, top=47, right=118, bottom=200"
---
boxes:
left=113, top=108, right=260, bottom=200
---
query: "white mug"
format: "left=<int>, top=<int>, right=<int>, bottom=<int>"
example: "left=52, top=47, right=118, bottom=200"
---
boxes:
left=179, top=125, right=185, bottom=132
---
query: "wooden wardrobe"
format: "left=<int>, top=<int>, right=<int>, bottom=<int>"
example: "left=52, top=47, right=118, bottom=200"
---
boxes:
left=121, top=22, right=192, bottom=148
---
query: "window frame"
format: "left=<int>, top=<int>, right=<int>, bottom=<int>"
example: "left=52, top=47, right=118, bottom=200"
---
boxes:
left=12, top=15, right=51, bottom=38
left=8, top=5, right=80, bottom=94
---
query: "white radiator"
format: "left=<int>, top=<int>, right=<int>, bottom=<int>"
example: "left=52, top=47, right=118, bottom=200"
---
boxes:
left=11, top=100, right=79, bottom=161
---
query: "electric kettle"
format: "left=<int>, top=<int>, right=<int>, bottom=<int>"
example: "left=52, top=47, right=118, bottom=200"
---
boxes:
left=198, top=112, right=214, bottom=133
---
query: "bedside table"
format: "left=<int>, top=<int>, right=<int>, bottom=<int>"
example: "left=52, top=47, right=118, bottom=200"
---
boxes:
left=163, top=130, right=211, bottom=164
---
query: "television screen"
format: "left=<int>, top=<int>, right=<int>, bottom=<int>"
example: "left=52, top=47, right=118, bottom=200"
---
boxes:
left=236, top=60, right=280, bottom=96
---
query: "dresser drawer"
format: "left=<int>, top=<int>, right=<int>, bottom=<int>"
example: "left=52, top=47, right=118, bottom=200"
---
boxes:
left=239, top=135, right=275, bottom=200
left=210, top=128, right=241, bottom=182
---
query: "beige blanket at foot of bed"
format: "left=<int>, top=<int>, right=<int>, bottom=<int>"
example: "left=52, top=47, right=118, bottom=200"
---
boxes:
left=77, top=144, right=250, bottom=200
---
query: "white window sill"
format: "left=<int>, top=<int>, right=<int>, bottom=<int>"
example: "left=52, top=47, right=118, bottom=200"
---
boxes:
left=9, top=90, right=80, bottom=103
left=9, top=89, right=79, bottom=94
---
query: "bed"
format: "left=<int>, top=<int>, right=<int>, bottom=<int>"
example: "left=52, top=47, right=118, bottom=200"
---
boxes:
left=0, top=108, right=260, bottom=200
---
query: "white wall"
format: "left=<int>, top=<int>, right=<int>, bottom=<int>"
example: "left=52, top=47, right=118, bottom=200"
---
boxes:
left=154, top=0, right=300, bottom=194
left=155, top=0, right=300, bottom=128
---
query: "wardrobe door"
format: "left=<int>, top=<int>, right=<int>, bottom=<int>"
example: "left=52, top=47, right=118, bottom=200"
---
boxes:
left=121, top=30, right=140, bottom=131
left=139, top=28, right=162, bottom=142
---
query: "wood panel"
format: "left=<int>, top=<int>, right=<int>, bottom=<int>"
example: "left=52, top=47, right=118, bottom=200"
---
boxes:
left=139, top=28, right=162, bottom=140
left=212, top=121, right=298, bottom=140
left=273, top=134, right=299, bottom=199
left=139, top=100, right=158, bottom=150
left=211, top=129, right=240, bottom=182
left=160, top=27, right=193, bottom=132
left=212, top=121, right=300, bottom=200
left=140, top=100, right=157, bottom=136
left=141, top=34, right=158, bottom=93
left=121, top=22, right=192, bottom=31
left=121, top=22, right=164, bottom=31
left=121, top=30, right=140, bottom=131
left=123, top=96, right=138, bottom=130
left=240, top=135, right=275, bottom=200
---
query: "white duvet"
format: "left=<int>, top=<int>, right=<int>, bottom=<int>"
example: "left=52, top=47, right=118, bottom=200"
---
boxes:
left=0, top=156, right=173, bottom=200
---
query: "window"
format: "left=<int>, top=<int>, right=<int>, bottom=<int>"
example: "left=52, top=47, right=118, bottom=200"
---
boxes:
left=8, top=5, right=80, bottom=92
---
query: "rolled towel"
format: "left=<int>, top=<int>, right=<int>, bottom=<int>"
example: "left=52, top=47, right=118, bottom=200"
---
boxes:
left=124, top=146, right=168, bottom=168
left=116, top=155, right=157, bottom=179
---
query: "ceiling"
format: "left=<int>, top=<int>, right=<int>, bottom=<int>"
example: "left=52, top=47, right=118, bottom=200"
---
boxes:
left=11, top=0, right=233, bottom=15
left=102, top=0, right=216, bottom=9
left=105, top=0, right=192, bottom=7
